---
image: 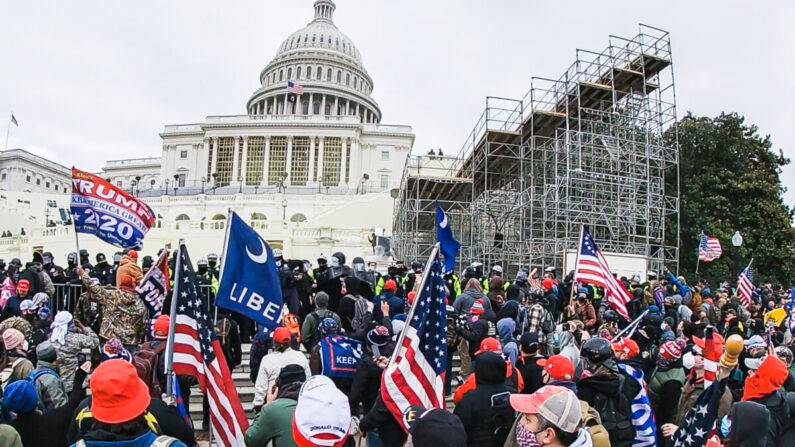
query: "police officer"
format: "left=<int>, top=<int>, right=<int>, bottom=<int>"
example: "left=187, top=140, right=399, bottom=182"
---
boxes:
left=375, top=262, right=404, bottom=297
left=79, top=249, right=93, bottom=270
left=196, top=257, right=219, bottom=307
left=90, top=253, right=114, bottom=286
left=206, top=253, right=220, bottom=280
left=404, top=260, right=423, bottom=294
left=313, top=254, right=331, bottom=291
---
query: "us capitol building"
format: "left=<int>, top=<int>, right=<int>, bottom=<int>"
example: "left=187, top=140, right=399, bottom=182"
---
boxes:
left=0, top=0, right=414, bottom=262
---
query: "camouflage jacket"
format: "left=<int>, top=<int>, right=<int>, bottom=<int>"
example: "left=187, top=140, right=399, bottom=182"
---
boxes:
left=52, top=326, right=99, bottom=393
left=81, top=273, right=148, bottom=345
left=74, top=291, right=104, bottom=334
left=0, top=317, right=32, bottom=340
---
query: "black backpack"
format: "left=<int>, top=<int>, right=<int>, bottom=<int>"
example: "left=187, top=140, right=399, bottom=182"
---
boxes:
left=590, top=375, right=634, bottom=447
left=489, top=391, right=515, bottom=447
left=311, top=310, right=335, bottom=342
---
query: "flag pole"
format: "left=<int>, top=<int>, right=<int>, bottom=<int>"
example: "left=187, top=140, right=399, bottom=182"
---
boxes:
left=695, top=231, right=703, bottom=276
left=4, top=116, right=11, bottom=151
left=568, top=225, right=585, bottom=318
left=165, top=240, right=184, bottom=397
left=215, top=208, right=233, bottom=324
left=387, top=243, right=440, bottom=366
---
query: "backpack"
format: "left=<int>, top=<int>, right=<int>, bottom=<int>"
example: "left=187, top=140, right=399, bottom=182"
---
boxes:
left=134, top=341, right=167, bottom=398
left=311, top=310, right=335, bottom=343
left=0, top=358, right=26, bottom=390
left=579, top=400, right=611, bottom=447
left=348, top=295, right=368, bottom=332
left=28, top=369, right=60, bottom=411
left=489, top=391, right=514, bottom=446
left=76, top=435, right=179, bottom=447
left=590, top=375, right=634, bottom=447
left=485, top=320, right=497, bottom=338
left=534, top=305, right=554, bottom=334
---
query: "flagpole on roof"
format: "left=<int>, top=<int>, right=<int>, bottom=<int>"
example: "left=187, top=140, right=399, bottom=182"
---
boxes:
left=4, top=113, right=14, bottom=151
left=165, top=239, right=184, bottom=398
left=387, top=243, right=441, bottom=366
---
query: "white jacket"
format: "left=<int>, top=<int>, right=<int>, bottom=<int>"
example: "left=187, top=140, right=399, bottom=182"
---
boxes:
left=252, top=347, right=311, bottom=406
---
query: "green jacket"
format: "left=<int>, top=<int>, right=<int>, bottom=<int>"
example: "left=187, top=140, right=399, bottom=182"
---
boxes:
left=245, top=398, right=298, bottom=447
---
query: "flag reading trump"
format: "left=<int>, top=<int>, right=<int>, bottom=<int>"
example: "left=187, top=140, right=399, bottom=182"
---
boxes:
left=215, top=211, right=283, bottom=334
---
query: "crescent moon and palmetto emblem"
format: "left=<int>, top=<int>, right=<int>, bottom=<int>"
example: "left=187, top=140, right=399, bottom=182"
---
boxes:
left=440, top=214, right=448, bottom=229
left=245, top=238, right=269, bottom=264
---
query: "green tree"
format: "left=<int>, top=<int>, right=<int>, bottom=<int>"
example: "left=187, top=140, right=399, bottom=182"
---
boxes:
left=665, top=112, right=795, bottom=285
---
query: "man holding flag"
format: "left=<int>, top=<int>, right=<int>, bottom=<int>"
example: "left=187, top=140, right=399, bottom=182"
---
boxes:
left=215, top=211, right=283, bottom=335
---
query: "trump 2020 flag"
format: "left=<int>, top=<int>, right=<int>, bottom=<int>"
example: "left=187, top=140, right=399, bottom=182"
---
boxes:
left=215, top=211, right=283, bottom=334
left=71, top=168, right=155, bottom=249
left=436, top=202, right=460, bottom=273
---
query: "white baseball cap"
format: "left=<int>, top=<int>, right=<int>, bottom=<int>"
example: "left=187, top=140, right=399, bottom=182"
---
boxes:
left=292, top=375, right=351, bottom=447
left=509, top=385, right=581, bottom=433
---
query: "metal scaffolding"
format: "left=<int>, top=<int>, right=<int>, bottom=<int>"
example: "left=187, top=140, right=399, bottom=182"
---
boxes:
left=393, top=24, right=679, bottom=275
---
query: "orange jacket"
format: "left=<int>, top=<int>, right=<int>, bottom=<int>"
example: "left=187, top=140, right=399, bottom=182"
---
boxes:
left=742, top=355, right=788, bottom=401
left=115, top=256, right=143, bottom=288
left=453, top=360, right=524, bottom=404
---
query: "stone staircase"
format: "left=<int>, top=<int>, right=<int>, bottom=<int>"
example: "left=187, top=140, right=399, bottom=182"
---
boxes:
left=188, top=343, right=464, bottom=428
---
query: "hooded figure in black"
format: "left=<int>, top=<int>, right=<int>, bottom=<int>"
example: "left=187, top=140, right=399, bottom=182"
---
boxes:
left=317, top=251, right=352, bottom=312
left=453, top=351, right=515, bottom=447
left=726, top=400, right=770, bottom=447
left=351, top=256, right=374, bottom=300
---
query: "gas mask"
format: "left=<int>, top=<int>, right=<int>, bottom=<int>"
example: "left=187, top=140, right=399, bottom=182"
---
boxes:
left=353, top=262, right=365, bottom=273
left=331, top=257, right=340, bottom=268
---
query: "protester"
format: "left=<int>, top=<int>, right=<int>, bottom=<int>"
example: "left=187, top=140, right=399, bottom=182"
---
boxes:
left=292, top=375, right=351, bottom=447
left=245, top=364, right=306, bottom=447
left=252, top=327, right=311, bottom=412
left=31, top=340, right=68, bottom=410
left=405, top=406, right=467, bottom=447
left=0, top=328, right=34, bottom=388
left=516, top=332, right=546, bottom=394
left=508, top=385, right=593, bottom=447
left=50, top=310, right=100, bottom=393
left=300, top=291, right=341, bottom=351
left=115, top=249, right=143, bottom=288
left=80, top=268, right=148, bottom=350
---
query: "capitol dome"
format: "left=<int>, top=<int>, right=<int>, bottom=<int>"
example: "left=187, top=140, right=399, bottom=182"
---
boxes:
left=246, top=0, right=381, bottom=123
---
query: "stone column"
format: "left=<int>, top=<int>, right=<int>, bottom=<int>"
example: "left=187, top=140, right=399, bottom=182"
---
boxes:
left=355, top=103, right=360, bottom=121
left=241, top=136, right=249, bottom=185
left=339, top=138, right=348, bottom=186
left=262, top=136, right=270, bottom=186
left=202, top=138, right=210, bottom=179
left=232, top=136, right=241, bottom=185
left=284, top=93, right=290, bottom=114
left=317, top=137, right=324, bottom=185
left=321, top=94, right=326, bottom=116
left=308, top=137, right=316, bottom=185
left=334, top=96, right=339, bottom=116
left=209, top=137, right=218, bottom=179
left=285, top=136, right=293, bottom=186
left=348, top=138, right=361, bottom=189
left=308, top=93, right=314, bottom=115
left=345, top=100, right=350, bottom=116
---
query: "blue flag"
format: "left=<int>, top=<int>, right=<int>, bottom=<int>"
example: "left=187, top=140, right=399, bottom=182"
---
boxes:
left=216, top=212, right=283, bottom=334
left=170, top=374, right=192, bottom=428
left=436, top=203, right=460, bottom=273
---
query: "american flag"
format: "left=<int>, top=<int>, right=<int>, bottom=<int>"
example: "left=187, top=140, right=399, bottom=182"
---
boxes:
left=382, top=250, right=447, bottom=430
left=698, top=232, right=722, bottom=262
left=10, top=114, right=18, bottom=127
left=171, top=245, right=249, bottom=446
left=737, top=260, right=754, bottom=308
left=574, top=225, right=632, bottom=319
left=287, top=80, right=304, bottom=95
left=670, top=378, right=728, bottom=447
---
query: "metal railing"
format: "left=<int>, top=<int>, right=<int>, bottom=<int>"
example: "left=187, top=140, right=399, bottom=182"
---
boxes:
left=50, top=283, right=217, bottom=315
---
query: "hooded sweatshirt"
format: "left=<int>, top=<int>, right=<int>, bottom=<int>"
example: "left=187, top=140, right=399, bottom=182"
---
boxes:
left=114, top=255, right=142, bottom=288
left=727, top=401, right=770, bottom=447
left=497, top=318, right=518, bottom=364
left=742, top=355, right=790, bottom=447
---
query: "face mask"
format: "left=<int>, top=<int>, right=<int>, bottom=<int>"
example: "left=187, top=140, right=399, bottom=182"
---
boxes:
left=208, top=261, right=217, bottom=268
left=198, top=266, right=207, bottom=274
left=331, top=257, right=340, bottom=268
left=303, top=262, right=311, bottom=272
left=516, top=424, right=542, bottom=447
left=275, top=260, right=282, bottom=267
left=367, top=264, right=376, bottom=272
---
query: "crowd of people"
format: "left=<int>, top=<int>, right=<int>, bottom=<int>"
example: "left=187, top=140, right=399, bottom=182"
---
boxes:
left=0, top=248, right=791, bottom=447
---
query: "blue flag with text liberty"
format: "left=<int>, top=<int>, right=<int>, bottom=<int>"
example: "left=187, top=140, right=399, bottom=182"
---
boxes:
left=215, top=212, right=283, bottom=334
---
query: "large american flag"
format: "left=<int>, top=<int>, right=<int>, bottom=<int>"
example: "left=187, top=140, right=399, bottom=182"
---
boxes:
left=287, top=80, right=304, bottom=95
left=171, top=245, right=249, bottom=446
left=698, top=232, right=722, bottom=262
left=671, top=378, right=728, bottom=447
left=737, top=260, right=754, bottom=308
left=574, top=225, right=632, bottom=320
left=382, top=251, right=447, bottom=430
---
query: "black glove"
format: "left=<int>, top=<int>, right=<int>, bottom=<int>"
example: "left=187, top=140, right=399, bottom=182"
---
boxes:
left=253, top=404, right=262, bottom=415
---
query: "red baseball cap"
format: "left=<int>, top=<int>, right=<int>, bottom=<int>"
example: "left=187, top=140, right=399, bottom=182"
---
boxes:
left=273, top=327, right=292, bottom=344
left=90, top=359, right=151, bottom=424
left=16, top=280, right=30, bottom=292
left=127, top=250, right=138, bottom=259
left=153, top=315, right=170, bottom=338
left=537, top=355, right=575, bottom=380
left=611, top=337, right=640, bottom=358
left=384, top=279, right=398, bottom=292
left=475, top=337, right=503, bottom=356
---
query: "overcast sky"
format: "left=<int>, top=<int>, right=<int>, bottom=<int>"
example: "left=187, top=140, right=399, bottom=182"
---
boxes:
left=1, top=1, right=793, bottom=203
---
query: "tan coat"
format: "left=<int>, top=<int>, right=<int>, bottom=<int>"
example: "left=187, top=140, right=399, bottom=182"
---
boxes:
left=115, top=255, right=142, bottom=287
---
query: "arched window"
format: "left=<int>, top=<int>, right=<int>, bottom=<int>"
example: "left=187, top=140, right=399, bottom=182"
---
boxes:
left=337, top=70, right=341, bottom=83
left=335, top=38, right=339, bottom=48
left=297, top=36, right=301, bottom=44
left=296, top=66, right=302, bottom=79
left=312, top=34, right=316, bottom=43
left=279, top=70, right=284, bottom=82
left=306, top=66, right=312, bottom=79
left=320, top=35, right=324, bottom=43
left=175, top=214, right=190, bottom=221
left=327, top=68, right=332, bottom=80
left=290, top=213, right=307, bottom=223
left=251, top=212, right=267, bottom=220
left=316, top=67, right=322, bottom=79
left=354, top=77, right=358, bottom=89
left=287, top=67, right=293, bottom=79
left=346, top=73, right=350, bottom=86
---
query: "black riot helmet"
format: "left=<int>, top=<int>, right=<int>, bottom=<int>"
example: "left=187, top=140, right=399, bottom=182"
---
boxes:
left=581, top=337, right=614, bottom=365
left=603, top=309, right=619, bottom=324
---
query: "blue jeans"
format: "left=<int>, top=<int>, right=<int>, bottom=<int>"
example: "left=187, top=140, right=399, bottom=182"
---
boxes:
left=367, top=429, right=383, bottom=447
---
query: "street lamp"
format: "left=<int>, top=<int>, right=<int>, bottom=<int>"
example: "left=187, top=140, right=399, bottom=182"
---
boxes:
left=317, top=175, right=322, bottom=194
left=238, top=176, right=243, bottom=194
left=130, top=179, right=137, bottom=196
left=201, top=177, right=206, bottom=194
left=282, top=198, right=288, bottom=221
left=164, top=178, right=170, bottom=196
left=359, top=173, right=369, bottom=195
left=211, top=173, right=218, bottom=195
left=173, top=174, right=179, bottom=195
left=277, top=171, right=288, bottom=193
left=135, top=176, right=141, bottom=196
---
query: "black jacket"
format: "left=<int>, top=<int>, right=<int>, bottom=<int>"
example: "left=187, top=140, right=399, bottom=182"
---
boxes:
left=9, top=368, right=87, bottom=447
left=748, top=389, right=790, bottom=447
left=359, top=395, right=407, bottom=447
left=349, top=354, right=385, bottom=416
left=515, top=354, right=545, bottom=394
left=577, top=369, right=640, bottom=447
left=18, top=266, right=43, bottom=296
left=457, top=318, right=491, bottom=358
left=89, top=262, right=114, bottom=286
left=454, top=352, right=514, bottom=447
left=727, top=400, right=770, bottom=447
